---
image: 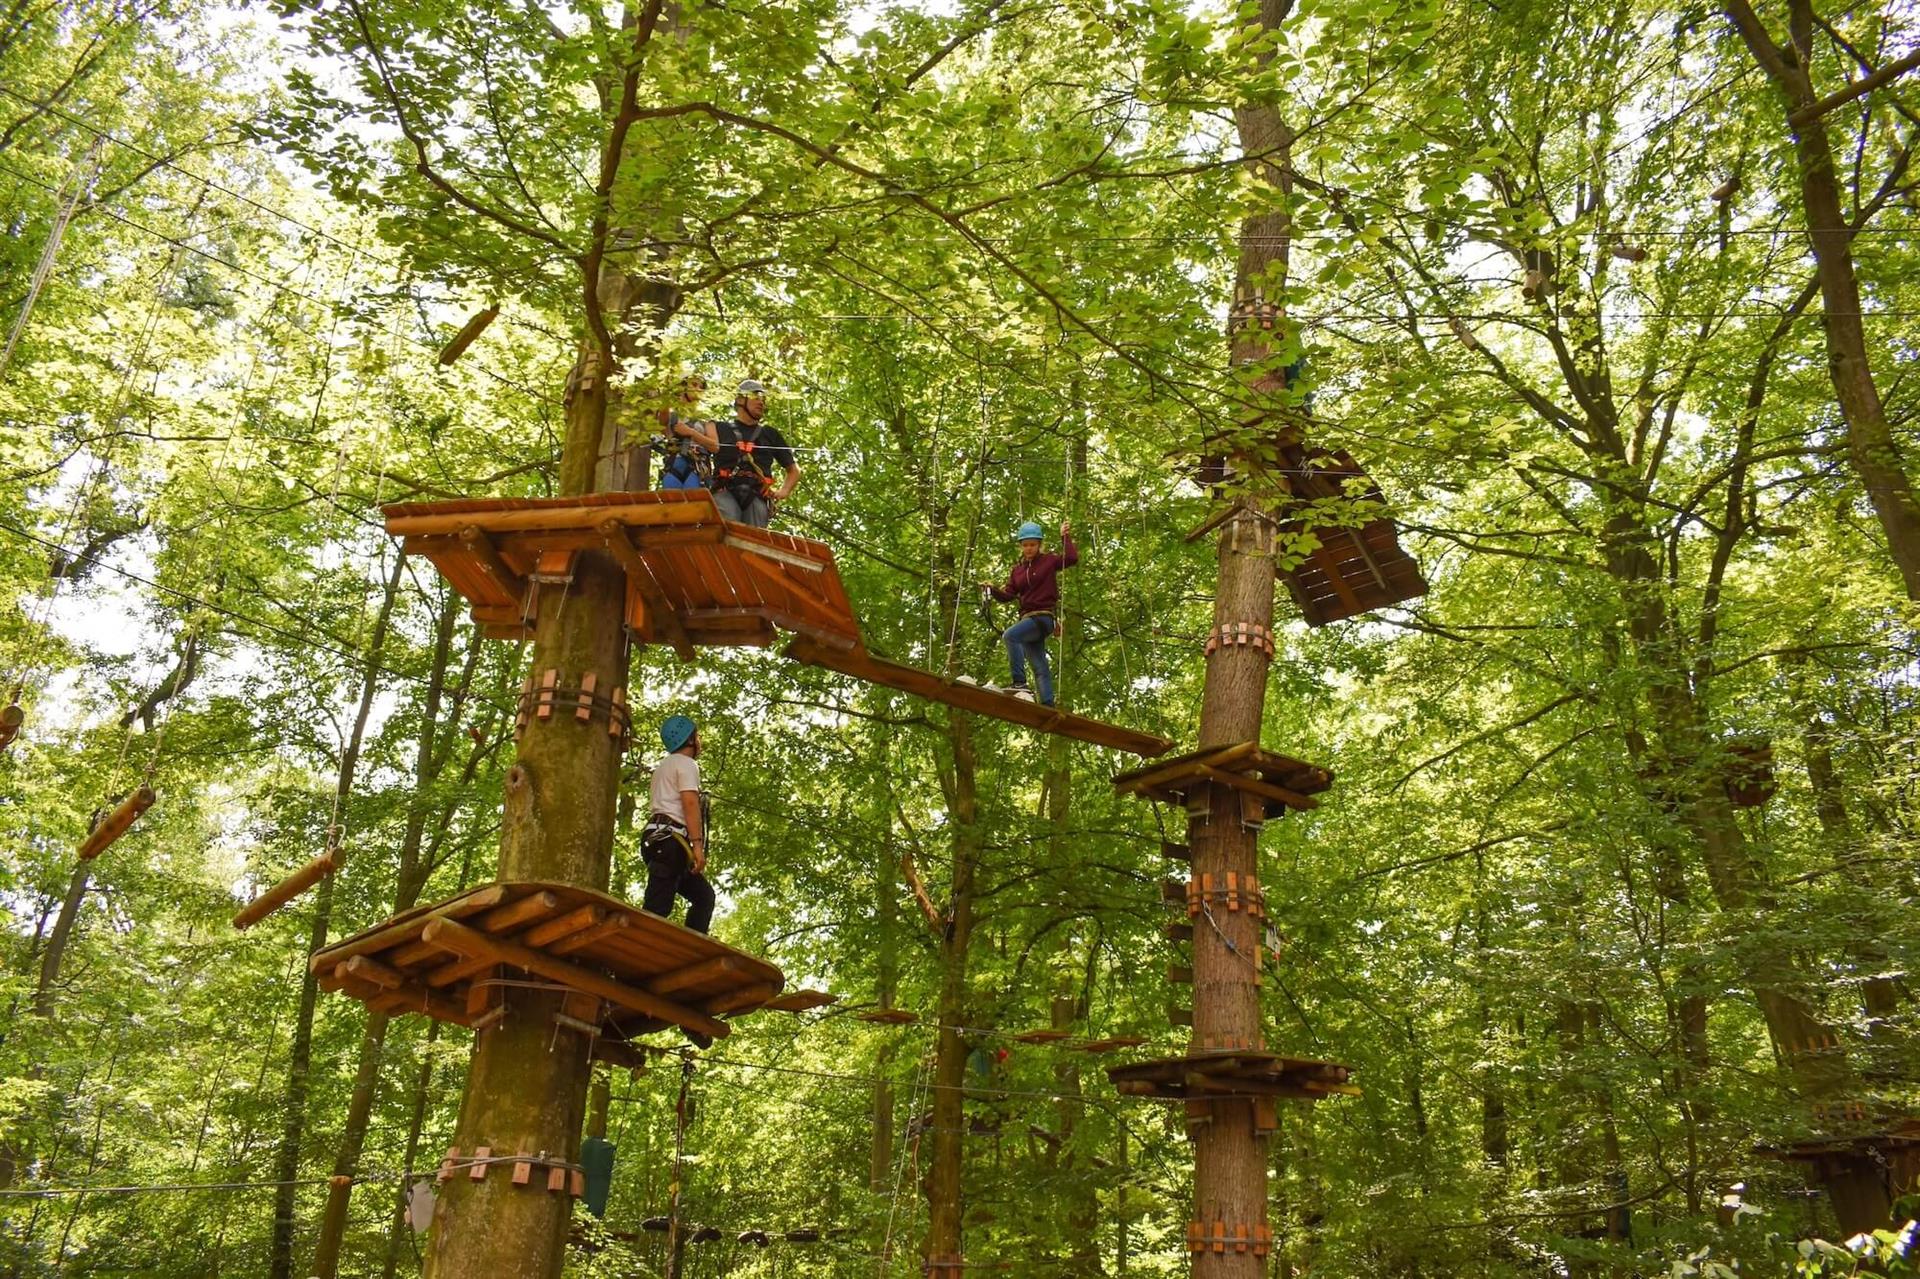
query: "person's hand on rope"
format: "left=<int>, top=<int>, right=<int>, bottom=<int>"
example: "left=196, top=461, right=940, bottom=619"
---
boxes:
left=1060, top=519, right=1072, bottom=537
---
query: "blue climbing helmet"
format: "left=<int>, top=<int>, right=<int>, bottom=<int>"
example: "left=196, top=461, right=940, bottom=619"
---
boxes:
left=1013, top=521, right=1044, bottom=542
left=660, top=715, right=697, bottom=753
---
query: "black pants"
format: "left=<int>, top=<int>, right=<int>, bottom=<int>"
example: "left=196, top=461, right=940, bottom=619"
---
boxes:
left=641, top=832, right=714, bottom=934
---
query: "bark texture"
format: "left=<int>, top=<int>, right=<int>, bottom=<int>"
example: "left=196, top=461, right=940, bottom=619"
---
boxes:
left=1723, top=0, right=1920, bottom=599
left=1185, top=0, right=1296, bottom=1272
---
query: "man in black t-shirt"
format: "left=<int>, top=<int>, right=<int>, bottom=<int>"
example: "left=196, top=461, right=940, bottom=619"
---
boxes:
left=708, top=378, right=800, bottom=528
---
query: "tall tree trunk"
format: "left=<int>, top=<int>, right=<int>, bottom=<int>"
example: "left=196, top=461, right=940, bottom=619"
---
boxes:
left=420, top=334, right=628, bottom=1279
left=381, top=1020, right=443, bottom=1279
left=1793, top=680, right=1906, bottom=1033
left=872, top=779, right=898, bottom=1196
left=309, top=589, right=465, bottom=1279
left=31, top=863, right=89, bottom=1021
left=270, top=552, right=408, bottom=1279
left=1183, top=1, right=1296, bottom=1273
left=923, top=709, right=980, bottom=1269
left=1723, top=0, right=1920, bottom=599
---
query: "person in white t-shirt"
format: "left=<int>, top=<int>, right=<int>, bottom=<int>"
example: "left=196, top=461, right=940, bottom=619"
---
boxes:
left=640, top=714, right=713, bottom=935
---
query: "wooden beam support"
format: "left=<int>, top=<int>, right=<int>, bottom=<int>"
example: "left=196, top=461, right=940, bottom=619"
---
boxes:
left=385, top=890, right=562, bottom=969
left=722, top=534, right=827, bottom=574
left=458, top=525, right=530, bottom=604
left=599, top=520, right=694, bottom=660
left=645, top=955, right=742, bottom=996
left=421, top=916, right=729, bottom=1040
left=1195, top=763, right=1318, bottom=812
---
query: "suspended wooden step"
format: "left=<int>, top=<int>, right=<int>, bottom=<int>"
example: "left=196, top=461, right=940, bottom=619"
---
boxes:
left=387, top=490, right=1172, bottom=757
left=1013, top=1028, right=1072, bottom=1045
left=764, top=988, right=836, bottom=1012
left=856, top=1007, right=919, bottom=1024
left=77, top=785, right=155, bottom=861
left=784, top=637, right=1173, bottom=759
left=1273, top=445, right=1426, bottom=626
left=1112, top=741, right=1332, bottom=824
left=1077, top=1035, right=1146, bottom=1054
left=311, top=880, right=788, bottom=1045
left=232, top=851, right=336, bottom=929
left=1107, top=1049, right=1358, bottom=1101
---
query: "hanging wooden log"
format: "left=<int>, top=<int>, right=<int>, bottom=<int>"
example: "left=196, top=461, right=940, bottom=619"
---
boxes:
left=1610, top=242, right=1649, bottom=263
left=77, top=785, right=155, bottom=860
left=1711, top=175, right=1740, bottom=204
left=232, top=852, right=338, bottom=930
left=0, top=699, right=23, bottom=753
left=437, top=306, right=499, bottom=365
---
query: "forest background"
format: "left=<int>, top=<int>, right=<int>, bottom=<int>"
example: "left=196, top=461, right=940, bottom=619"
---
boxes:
left=3, top=0, right=1920, bottom=1274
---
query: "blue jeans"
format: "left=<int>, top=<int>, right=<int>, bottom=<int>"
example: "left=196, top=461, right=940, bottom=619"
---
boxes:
left=659, top=461, right=703, bottom=490
left=1003, top=614, right=1054, bottom=705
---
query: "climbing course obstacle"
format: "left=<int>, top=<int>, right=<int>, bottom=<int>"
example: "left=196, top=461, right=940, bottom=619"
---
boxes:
left=1106, top=738, right=1356, bottom=1260
left=310, top=880, right=827, bottom=1061
left=1190, top=430, right=1427, bottom=626
left=384, top=489, right=1172, bottom=757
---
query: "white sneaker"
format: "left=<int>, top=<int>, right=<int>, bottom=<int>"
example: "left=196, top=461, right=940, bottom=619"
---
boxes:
left=1008, top=686, right=1035, bottom=702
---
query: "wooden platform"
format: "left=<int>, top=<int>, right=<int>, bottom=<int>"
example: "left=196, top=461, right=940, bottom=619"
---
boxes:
left=1112, top=741, right=1332, bottom=820
left=385, top=490, right=860, bottom=652
left=385, top=491, right=1169, bottom=757
left=1107, top=1049, right=1358, bottom=1100
left=1274, top=446, right=1426, bottom=626
left=311, top=881, right=787, bottom=1048
left=785, top=637, right=1173, bottom=758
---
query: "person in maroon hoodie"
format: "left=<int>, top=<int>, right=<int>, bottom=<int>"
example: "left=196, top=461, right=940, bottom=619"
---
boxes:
left=978, top=519, right=1076, bottom=705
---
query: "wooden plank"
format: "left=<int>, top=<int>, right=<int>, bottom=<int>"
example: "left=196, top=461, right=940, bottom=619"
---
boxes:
left=342, top=955, right=404, bottom=990
left=422, top=917, right=730, bottom=1040
left=231, top=852, right=336, bottom=930
left=547, top=914, right=632, bottom=957
left=723, top=534, right=828, bottom=574
left=784, top=637, right=1173, bottom=758
left=646, top=955, right=742, bottom=996
left=312, top=884, right=512, bottom=974
left=1112, top=743, right=1260, bottom=796
left=763, top=989, right=836, bottom=1012
left=384, top=493, right=724, bottom=537
left=1196, top=763, right=1318, bottom=812
left=732, top=551, right=856, bottom=638
left=386, top=890, right=563, bottom=969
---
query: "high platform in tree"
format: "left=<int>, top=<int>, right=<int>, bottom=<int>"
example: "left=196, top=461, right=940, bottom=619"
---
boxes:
left=1112, top=740, right=1333, bottom=826
left=311, top=880, right=820, bottom=1058
left=385, top=490, right=1173, bottom=757
left=1274, top=444, right=1427, bottom=626
left=1108, top=1048, right=1358, bottom=1102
